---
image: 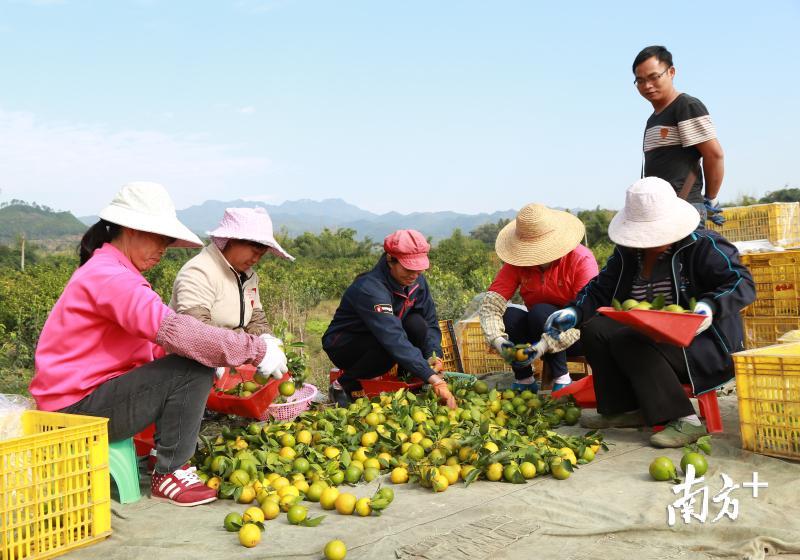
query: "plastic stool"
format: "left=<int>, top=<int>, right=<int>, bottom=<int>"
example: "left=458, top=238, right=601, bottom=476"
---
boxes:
left=108, top=438, right=142, bottom=504
left=683, top=385, right=723, bottom=434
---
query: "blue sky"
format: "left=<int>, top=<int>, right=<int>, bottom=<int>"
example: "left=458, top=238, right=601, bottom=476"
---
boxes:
left=1, top=0, right=798, bottom=217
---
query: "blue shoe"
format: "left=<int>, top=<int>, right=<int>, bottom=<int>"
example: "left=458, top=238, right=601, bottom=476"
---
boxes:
left=552, top=381, right=572, bottom=392
left=511, top=381, right=539, bottom=393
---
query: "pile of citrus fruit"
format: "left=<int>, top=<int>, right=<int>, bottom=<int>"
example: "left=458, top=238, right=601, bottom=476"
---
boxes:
left=648, top=435, right=712, bottom=482
left=192, top=378, right=605, bottom=549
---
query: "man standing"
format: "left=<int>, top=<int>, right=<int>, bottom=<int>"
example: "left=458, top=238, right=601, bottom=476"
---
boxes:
left=633, top=45, right=725, bottom=225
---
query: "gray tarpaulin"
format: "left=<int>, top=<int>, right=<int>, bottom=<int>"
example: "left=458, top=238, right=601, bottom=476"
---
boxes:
left=64, top=376, right=800, bottom=560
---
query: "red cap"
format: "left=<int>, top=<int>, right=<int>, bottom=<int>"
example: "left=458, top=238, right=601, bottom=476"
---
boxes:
left=383, top=229, right=430, bottom=271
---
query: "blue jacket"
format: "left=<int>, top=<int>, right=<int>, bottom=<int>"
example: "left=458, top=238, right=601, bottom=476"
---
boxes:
left=322, top=255, right=442, bottom=381
left=573, top=230, right=755, bottom=395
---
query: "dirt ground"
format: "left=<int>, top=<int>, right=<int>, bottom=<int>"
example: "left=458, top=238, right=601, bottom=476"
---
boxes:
left=63, top=379, right=800, bottom=560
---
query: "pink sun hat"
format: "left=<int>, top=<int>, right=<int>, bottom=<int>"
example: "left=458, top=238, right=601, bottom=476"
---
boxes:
left=207, top=207, right=294, bottom=260
left=383, top=229, right=430, bottom=270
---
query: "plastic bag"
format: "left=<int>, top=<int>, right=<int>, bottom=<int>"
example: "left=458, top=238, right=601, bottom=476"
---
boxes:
left=0, top=394, right=34, bottom=441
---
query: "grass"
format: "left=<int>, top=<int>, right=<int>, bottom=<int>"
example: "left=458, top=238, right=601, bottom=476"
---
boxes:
left=301, top=299, right=338, bottom=393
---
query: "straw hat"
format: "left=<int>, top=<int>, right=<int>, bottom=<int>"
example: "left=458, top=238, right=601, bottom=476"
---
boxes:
left=494, top=204, right=585, bottom=266
left=99, top=182, right=202, bottom=248
left=608, top=177, right=700, bottom=248
left=208, top=207, right=294, bottom=260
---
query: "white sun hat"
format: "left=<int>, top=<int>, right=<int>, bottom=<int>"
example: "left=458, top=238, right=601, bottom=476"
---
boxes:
left=494, top=203, right=585, bottom=266
left=608, top=177, right=700, bottom=248
left=98, top=182, right=202, bottom=248
left=207, top=207, right=294, bottom=261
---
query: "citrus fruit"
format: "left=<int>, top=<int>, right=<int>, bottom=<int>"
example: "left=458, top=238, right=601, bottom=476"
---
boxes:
left=280, top=433, right=296, bottom=448
left=329, top=469, right=345, bottom=485
left=292, top=457, right=310, bottom=474
left=391, top=467, right=409, bottom=484
left=344, top=465, right=363, bottom=484
left=363, top=457, right=381, bottom=470
left=474, top=380, right=489, bottom=394
left=407, top=443, right=425, bottom=460
left=242, top=506, right=265, bottom=523
left=279, top=381, right=296, bottom=396
left=296, top=429, right=312, bottom=445
left=237, top=485, right=256, bottom=504
left=519, top=462, right=536, bottom=479
left=324, top=446, right=341, bottom=459
left=320, top=487, right=340, bottom=510
left=238, top=523, right=261, bottom=548
left=355, top=497, right=372, bottom=516
left=229, top=469, right=250, bottom=487
left=680, top=452, right=709, bottom=476
left=306, top=482, right=326, bottom=502
left=432, top=473, right=449, bottom=492
left=363, top=467, right=380, bottom=482
left=649, top=456, right=677, bottom=481
left=335, top=493, right=357, bottom=515
left=287, top=504, right=308, bottom=525
left=324, top=539, right=347, bottom=560
left=550, top=458, right=572, bottom=480
left=260, top=500, right=280, bottom=520
left=376, top=487, right=394, bottom=502
left=486, top=463, right=503, bottom=481
left=361, top=431, right=378, bottom=447
left=223, top=512, right=243, bottom=532
left=270, top=476, right=290, bottom=490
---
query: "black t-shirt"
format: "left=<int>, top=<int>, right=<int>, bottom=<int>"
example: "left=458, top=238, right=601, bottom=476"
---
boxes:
left=642, top=93, right=717, bottom=204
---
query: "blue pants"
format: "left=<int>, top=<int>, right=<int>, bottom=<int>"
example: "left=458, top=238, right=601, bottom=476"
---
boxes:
left=503, top=303, right=582, bottom=381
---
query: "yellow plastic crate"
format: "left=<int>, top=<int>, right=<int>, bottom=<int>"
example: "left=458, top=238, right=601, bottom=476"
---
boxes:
left=1, top=411, right=111, bottom=560
left=733, top=342, right=800, bottom=460
left=455, top=320, right=509, bottom=375
left=740, top=251, right=800, bottom=317
left=455, top=319, right=587, bottom=377
left=707, top=202, right=800, bottom=248
left=743, top=316, right=800, bottom=349
left=438, top=320, right=462, bottom=373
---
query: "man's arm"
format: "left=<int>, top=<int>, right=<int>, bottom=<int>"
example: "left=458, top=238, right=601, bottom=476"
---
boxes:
left=696, top=138, right=724, bottom=200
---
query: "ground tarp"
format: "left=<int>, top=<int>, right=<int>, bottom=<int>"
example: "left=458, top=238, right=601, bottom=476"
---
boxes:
left=64, top=380, right=800, bottom=560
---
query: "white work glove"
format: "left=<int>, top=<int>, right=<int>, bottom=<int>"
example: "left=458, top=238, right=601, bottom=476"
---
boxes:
left=693, top=301, right=713, bottom=335
left=544, top=307, right=578, bottom=336
left=214, top=367, right=226, bottom=380
left=491, top=336, right=513, bottom=356
left=257, top=334, right=289, bottom=379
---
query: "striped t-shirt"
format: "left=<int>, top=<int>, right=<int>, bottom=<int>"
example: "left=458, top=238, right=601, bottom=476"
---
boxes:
left=628, top=248, right=676, bottom=304
left=642, top=93, right=717, bottom=204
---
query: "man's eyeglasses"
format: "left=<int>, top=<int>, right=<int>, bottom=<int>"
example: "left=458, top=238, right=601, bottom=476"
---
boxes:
left=633, top=67, right=671, bottom=87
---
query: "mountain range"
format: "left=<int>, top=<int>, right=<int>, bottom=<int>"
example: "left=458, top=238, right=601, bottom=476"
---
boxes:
left=79, top=198, right=518, bottom=241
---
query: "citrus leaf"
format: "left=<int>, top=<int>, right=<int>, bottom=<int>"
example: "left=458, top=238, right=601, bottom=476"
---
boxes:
left=300, top=515, right=326, bottom=527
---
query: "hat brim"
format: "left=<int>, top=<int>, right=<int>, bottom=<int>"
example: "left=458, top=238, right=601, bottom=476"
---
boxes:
left=495, top=210, right=585, bottom=266
left=608, top=198, right=700, bottom=248
left=395, top=253, right=429, bottom=271
left=99, top=205, right=203, bottom=248
left=207, top=229, right=295, bottom=261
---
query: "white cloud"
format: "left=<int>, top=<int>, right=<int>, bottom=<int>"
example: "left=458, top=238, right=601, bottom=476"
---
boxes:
left=0, top=108, right=272, bottom=215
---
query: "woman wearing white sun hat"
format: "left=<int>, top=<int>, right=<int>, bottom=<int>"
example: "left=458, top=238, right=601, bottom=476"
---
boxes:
left=478, top=203, right=598, bottom=393
left=170, top=207, right=294, bottom=378
left=544, top=177, right=754, bottom=448
left=31, top=182, right=287, bottom=507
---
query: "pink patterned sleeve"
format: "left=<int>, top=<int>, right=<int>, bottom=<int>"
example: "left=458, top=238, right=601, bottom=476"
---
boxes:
left=155, top=312, right=267, bottom=367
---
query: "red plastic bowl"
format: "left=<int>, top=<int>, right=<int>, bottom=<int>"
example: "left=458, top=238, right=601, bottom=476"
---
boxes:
left=597, top=306, right=706, bottom=347
left=206, top=365, right=290, bottom=420
left=329, top=367, right=424, bottom=398
left=551, top=375, right=597, bottom=408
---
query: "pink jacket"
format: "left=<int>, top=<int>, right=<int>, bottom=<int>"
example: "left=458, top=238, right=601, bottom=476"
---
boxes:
left=31, top=243, right=265, bottom=411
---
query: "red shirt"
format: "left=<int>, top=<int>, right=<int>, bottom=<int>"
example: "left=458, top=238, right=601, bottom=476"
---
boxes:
left=488, top=244, right=599, bottom=308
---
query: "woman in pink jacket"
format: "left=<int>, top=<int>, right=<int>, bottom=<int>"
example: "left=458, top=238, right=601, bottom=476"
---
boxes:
left=30, top=182, right=288, bottom=507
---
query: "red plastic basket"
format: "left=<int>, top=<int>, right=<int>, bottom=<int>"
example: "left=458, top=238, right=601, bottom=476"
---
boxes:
left=551, top=375, right=597, bottom=408
left=206, top=365, right=290, bottom=420
left=329, top=368, right=424, bottom=398
left=267, top=383, right=318, bottom=422
left=597, top=306, right=706, bottom=347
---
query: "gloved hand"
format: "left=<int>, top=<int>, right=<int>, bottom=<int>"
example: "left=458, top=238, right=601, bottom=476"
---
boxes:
left=693, top=301, right=713, bottom=335
left=492, top=336, right=515, bottom=361
left=257, top=334, right=289, bottom=379
left=544, top=307, right=578, bottom=336
left=704, top=197, right=725, bottom=226
left=431, top=380, right=457, bottom=409
left=510, top=344, right=537, bottom=368
left=214, top=367, right=226, bottom=380
left=427, top=355, right=444, bottom=373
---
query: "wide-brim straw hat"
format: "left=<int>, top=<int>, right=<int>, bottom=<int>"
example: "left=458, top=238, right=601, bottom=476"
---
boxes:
left=208, top=207, right=294, bottom=260
left=608, top=177, right=700, bottom=248
left=99, top=181, right=202, bottom=248
left=495, top=204, right=585, bottom=266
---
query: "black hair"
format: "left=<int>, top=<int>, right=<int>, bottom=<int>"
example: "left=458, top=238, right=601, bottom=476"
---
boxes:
left=79, top=220, right=122, bottom=266
left=632, top=45, right=673, bottom=73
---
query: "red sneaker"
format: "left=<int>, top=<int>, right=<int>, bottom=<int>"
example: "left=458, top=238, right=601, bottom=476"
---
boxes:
left=151, top=465, right=217, bottom=506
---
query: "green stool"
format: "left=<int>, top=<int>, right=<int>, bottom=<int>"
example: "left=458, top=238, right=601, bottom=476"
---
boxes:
left=108, top=438, right=142, bottom=504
